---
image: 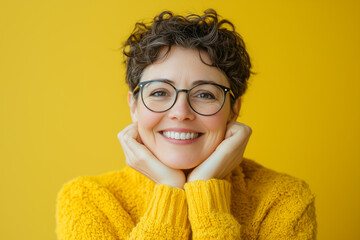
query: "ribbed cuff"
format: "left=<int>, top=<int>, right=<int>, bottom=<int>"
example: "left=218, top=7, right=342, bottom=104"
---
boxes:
left=143, top=184, right=188, bottom=229
left=184, top=179, right=231, bottom=215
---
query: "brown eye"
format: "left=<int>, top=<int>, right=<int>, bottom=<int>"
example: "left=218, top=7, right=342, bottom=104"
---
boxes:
left=196, top=92, right=215, bottom=99
left=150, top=90, right=168, bottom=97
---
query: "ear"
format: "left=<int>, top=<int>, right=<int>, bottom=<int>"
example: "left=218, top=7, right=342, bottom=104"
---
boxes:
left=228, top=97, right=241, bottom=122
left=127, top=91, right=138, bottom=123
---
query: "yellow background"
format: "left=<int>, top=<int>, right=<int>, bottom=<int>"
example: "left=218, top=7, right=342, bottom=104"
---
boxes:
left=0, top=0, right=359, bottom=239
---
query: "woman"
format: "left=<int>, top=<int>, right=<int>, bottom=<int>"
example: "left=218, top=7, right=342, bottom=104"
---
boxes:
left=56, top=9, right=317, bottom=239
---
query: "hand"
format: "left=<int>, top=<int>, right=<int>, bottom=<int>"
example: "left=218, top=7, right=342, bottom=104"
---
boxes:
left=187, top=121, right=252, bottom=182
left=118, top=123, right=186, bottom=189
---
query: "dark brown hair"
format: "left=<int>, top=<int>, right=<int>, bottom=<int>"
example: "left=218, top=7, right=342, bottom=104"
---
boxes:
left=122, top=9, right=252, bottom=106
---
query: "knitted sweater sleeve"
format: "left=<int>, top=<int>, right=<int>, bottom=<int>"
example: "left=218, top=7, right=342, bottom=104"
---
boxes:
left=184, top=179, right=241, bottom=239
left=184, top=177, right=316, bottom=240
left=56, top=177, right=190, bottom=240
left=257, top=178, right=317, bottom=240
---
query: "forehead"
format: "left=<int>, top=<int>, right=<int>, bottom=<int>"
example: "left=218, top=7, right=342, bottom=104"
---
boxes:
left=140, top=46, right=229, bottom=87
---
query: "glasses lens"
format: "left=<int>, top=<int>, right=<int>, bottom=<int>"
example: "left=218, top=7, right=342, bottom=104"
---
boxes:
left=142, top=81, right=175, bottom=112
left=189, top=84, right=225, bottom=115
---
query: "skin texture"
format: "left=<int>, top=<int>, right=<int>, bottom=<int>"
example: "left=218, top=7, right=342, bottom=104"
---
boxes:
left=118, top=46, right=252, bottom=188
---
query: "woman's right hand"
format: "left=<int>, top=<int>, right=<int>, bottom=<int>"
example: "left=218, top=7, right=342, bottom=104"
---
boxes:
left=117, top=123, right=186, bottom=189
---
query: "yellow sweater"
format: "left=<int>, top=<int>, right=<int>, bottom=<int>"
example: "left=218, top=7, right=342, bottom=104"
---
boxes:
left=56, top=158, right=317, bottom=239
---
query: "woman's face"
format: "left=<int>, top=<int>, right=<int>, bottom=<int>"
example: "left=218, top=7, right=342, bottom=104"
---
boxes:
left=129, top=46, right=239, bottom=170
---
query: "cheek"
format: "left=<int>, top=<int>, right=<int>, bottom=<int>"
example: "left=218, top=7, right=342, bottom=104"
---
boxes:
left=201, top=111, right=229, bottom=140
left=205, top=104, right=230, bottom=130
left=136, top=105, right=162, bottom=143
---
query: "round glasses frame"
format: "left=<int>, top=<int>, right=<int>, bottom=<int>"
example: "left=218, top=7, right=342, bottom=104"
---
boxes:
left=133, top=80, right=235, bottom=116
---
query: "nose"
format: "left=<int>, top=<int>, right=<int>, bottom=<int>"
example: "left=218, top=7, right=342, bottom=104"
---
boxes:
left=167, top=91, right=196, bottom=121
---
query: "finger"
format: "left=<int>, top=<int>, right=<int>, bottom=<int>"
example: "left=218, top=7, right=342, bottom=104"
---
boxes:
left=224, top=122, right=252, bottom=141
left=125, top=140, right=179, bottom=185
left=224, top=121, right=241, bottom=138
left=118, top=123, right=138, bottom=140
left=118, top=124, right=143, bottom=149
left=122, top=123, right=144, bottom=144
left=118, top=124, right=159, bottom=168
left=117, top=123, right=135, bottom=142
left=117, top=123, right=144, bottom=163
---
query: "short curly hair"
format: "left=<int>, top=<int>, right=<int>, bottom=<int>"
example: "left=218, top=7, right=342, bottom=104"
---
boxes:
left=122, top=9, right=252, bottom=106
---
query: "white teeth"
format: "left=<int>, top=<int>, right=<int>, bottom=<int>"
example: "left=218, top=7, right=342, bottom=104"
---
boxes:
left=175, top=132, right=180, bottom=139
left=162, top=131, right=199, bottom=140
left=180, top=133, right=186, bottom=140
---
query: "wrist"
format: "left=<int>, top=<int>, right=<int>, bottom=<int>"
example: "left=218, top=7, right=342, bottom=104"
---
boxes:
left=160, top=172, right=186, bottom=189
left=184, top=179, right=231, bottom=214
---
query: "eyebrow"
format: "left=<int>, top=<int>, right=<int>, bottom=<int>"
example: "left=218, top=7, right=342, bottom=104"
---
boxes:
left=149, top=78, right=219, bottom=86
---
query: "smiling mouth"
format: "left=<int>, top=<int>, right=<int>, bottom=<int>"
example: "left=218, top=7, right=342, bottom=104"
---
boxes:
left=160, top=131, right=202, bottom=140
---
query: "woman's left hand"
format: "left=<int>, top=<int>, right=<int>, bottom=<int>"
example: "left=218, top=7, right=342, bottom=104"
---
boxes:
left=187, top=121, right=252, bottom=182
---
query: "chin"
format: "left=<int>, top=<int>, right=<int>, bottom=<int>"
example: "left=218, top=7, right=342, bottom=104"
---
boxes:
left=157, top=153, right=204, bottom=170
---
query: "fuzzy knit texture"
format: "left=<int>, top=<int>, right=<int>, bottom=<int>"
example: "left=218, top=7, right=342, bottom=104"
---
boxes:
left=56, top=158, right=317, bottom=239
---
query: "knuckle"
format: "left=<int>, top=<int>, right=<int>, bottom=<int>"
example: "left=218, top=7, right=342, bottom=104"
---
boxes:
left=117, top=133, right=124, bottom=142
left=117, top=130, right=127, bottom=140
left=245, top=125, right=252, bottom=135
left=118, top=124, right=135, bottom=140
left=120, top=132, right=132, bottom=144
left=237, top=124, right=252, bottom=136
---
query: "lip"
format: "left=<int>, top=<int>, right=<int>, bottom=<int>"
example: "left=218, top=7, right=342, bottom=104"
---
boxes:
left=160, top=128, right=202, bottom=133
left=158, top=128, right=203, bottom=145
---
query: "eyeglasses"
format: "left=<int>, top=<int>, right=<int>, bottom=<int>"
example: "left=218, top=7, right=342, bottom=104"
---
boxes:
left=133, top=80, right=235, bottom=116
